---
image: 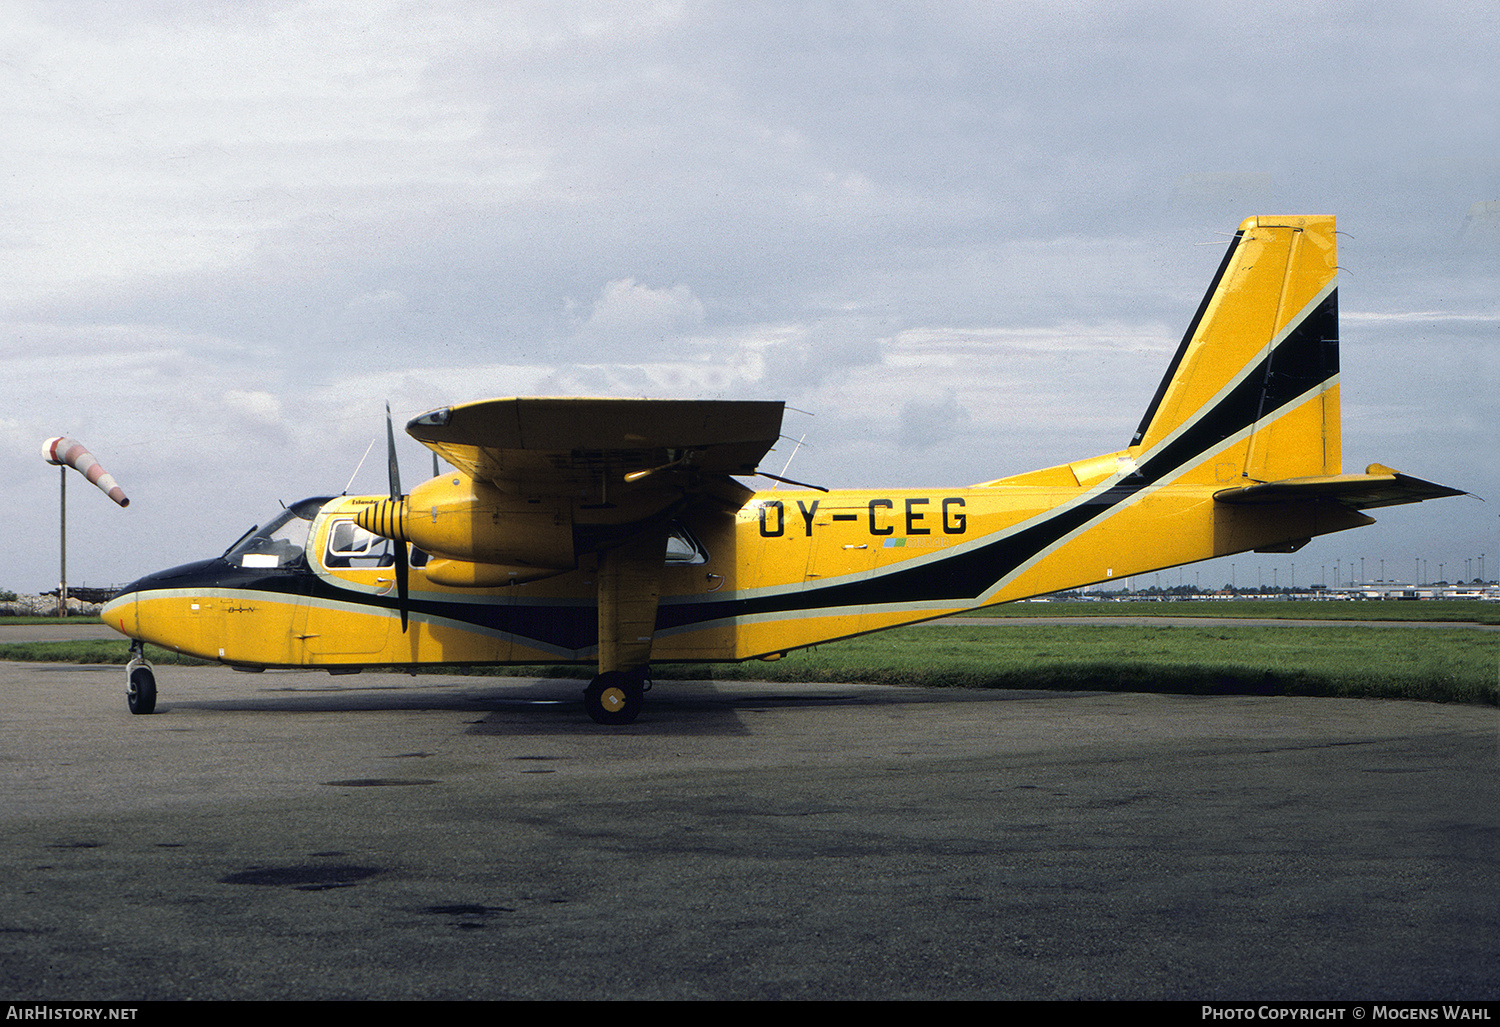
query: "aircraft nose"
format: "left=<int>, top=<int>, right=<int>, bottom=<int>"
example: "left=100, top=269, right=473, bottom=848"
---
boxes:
left=100, top=589, right=139, bottom=640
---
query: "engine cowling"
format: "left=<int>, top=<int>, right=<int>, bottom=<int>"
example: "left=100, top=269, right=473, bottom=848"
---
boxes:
left=354, top=473, right=575, bottom=572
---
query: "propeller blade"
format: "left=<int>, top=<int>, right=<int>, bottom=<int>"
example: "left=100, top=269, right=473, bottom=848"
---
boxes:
left=385, top=403, right=409, bottom=633
left=385, top=402, right=402, bottom=499
left=396, top=539, right=409, bottom=633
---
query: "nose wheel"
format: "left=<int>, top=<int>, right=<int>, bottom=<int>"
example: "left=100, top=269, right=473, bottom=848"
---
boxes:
left=584, top=667, right=648, bottom=725
left=126, top=642, right=157, bottom=715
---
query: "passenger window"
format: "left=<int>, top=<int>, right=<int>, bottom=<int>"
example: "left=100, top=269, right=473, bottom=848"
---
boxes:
left=665, top=525, right=708, bottom=566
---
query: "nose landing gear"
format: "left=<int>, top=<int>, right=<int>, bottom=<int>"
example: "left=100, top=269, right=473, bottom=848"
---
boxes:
left=126, top=640, right=157, bottom=715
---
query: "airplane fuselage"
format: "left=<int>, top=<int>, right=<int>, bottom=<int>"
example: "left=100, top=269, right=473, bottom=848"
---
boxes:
left=103, top=443, right=1369, bottom=672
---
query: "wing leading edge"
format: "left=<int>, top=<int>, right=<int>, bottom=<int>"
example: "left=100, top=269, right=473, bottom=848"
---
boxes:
left=406, top=397, right=786, bottom=494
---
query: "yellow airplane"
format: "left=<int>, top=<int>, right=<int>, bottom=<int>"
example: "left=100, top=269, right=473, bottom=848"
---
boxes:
left=102, top=216, right=1462, bottom=723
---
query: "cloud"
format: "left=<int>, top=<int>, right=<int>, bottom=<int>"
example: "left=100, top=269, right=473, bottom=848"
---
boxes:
left=0, top=1, right=1495, bottom=591
left=221, top=389, right=287, bottom=443
left=895, top=391, right=973, bottom=450
left=569, top=278, right=706, bottom=358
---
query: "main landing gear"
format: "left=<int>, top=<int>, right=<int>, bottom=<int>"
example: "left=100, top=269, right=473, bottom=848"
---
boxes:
left=126, top=641, right=157, bottom=715
left=584, top=666, right=650, bottom=725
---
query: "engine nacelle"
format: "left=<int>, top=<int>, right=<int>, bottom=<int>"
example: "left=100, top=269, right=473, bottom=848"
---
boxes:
left=355, top=472, right=575, bottom=571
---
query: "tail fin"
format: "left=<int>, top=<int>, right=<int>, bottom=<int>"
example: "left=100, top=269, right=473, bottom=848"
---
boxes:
left=1131, top=216, right=1340, bottom=485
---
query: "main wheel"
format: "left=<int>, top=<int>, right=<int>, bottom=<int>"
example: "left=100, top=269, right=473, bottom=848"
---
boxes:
left=584, top=671, right=644, bottom=726
left=127, top=665, right=157, bottom=715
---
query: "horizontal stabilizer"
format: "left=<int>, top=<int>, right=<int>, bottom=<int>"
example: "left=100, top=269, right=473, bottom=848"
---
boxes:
left=1213, top=464, right=1466, bottom=510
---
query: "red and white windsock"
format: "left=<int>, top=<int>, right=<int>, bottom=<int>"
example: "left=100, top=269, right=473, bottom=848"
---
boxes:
left=42, top=437, right=129, bottom=508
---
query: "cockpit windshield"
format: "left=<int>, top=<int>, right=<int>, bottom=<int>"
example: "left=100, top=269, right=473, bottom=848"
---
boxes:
left=223, top=496, right=331, bottom=569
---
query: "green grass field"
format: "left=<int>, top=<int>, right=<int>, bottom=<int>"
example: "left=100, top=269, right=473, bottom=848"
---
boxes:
left=6, top=604, right=1494, bottom=705
left=959, top=599, right=1500, bottom=623
left=675, top=622, right=1499, bottom=705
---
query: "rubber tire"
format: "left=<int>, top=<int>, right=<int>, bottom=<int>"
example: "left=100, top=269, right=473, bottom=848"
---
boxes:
left=585, top=671, right=643, bottom=726
left=127, top=666, right=157, bottom=715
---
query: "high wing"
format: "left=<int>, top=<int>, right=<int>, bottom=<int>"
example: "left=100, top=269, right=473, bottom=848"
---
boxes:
left=405, top=397, right=786, bottom=497
left=1214, top=464, right=1467, bottom=510
left=357, top=397, right=787, bottom=721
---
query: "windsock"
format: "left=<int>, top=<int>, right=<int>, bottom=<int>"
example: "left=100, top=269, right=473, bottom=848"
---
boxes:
left=42, top=437, right=129, bottom=508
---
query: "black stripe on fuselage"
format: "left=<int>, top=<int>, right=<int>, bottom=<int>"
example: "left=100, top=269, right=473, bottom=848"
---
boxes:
left=657, top=285, right=1338, bottom=631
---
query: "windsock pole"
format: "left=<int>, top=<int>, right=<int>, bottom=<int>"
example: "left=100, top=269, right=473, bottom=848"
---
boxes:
left=59, top=466, right=66, bottom=617
left=42, top=436, right=129, bottom=618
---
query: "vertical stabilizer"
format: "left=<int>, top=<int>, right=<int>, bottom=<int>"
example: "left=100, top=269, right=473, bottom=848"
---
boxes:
left=1131, top=216, right=1340, bottom=485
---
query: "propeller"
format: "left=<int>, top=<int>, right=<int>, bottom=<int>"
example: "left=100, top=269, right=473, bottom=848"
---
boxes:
left=386, top=403, right=410, bottom=633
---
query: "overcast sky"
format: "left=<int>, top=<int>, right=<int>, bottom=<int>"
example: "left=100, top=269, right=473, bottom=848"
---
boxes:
left=3, top=0, right=1496, bottom=595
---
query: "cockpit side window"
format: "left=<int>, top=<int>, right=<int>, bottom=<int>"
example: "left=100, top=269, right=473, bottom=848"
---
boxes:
left=324, top=519, right=396, bottom=568
left=224, top=497, right=330, bottom=569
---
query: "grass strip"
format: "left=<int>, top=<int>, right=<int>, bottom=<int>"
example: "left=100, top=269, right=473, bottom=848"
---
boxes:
left=953, top=599, right=1500, bottom=623
left=705, top=624, right=1497, bottom=705
left=6, top=624, right=1494, bottom=704
left=448, top=623, right=1499, bottom=704
left=0, top=642, right=212, bottom=666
